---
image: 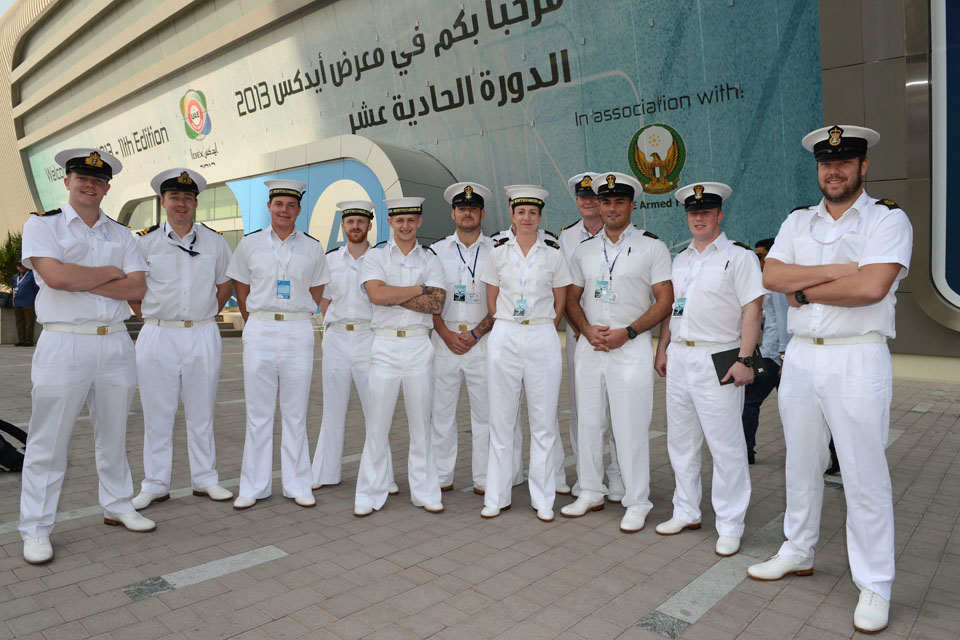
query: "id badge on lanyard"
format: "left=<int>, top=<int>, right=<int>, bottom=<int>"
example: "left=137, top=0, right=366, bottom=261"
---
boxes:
left=456, top=243, right=482, bottom=304
left=271, top=234, right=296, bottom=299
left=512, top=248, right=537, bottom=319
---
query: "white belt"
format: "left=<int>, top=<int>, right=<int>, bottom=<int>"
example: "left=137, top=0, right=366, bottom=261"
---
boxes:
left=43, top=323, right=127, bottom=336
left=793, top=334, right=887, bottom=346
left=144, top=318, right=214, bottom=328
left=444, top=320, right=479, bottom=331
left=328, top=321, right=371, bottom=332
left=374, top=327, right=430, bottom=338
left=252, top=311, right=313, bottom=321
left=512, top=318, right=553, bottom=326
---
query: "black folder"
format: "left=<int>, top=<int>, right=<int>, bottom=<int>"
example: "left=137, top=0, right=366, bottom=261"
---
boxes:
left=711, top=346, right=766, bottom=385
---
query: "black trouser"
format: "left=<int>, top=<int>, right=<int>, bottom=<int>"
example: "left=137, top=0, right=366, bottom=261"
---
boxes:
left=14, top=305, right=36, bottom=344
left=741, top=357, right=780, bottom=453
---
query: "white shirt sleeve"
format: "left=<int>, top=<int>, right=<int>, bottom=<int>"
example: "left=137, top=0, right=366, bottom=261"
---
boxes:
left=766, top=216, right=797, bottom=265
left=226, top=238, right=251, bottom=284
left=479, top=249, right=500, bottom=287
left=311, top=247, right=331, bottom=287
left=734, top=250, right=765, bottom=307
left=359, top=248, right=386, bottom=286
left=120, top=229, right=148, bottom=274
left=650, top=240, right=673, bottom=284
left=424, top=253, right=446, bottom=289
left=859, top=209, right=913, bottom=277
left=214, top=235, right=232, bottom=285
left=21, top=217, right=61, bottom=268
left=551, top=250, right=573, bottom=288
left=569, top=244, right=585, bottom=288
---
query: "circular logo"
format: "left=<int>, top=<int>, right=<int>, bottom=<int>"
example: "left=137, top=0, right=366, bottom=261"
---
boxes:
left=180, top=90, right=212, bottom=140
left=628, top=123, right=686, bottom=195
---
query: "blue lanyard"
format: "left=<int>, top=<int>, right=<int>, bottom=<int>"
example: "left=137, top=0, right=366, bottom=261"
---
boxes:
left=601, top=228, right=633, bottom=282
left=455, top=241, right=481, bottom=282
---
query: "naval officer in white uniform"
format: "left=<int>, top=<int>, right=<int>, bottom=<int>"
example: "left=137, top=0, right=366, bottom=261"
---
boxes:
left=20, top=148, right=155, bottom=565
left=131, top=168, right=234, bottom=510
left=654, top=182, right=763, bottom=558
left=747, top=125, right=912, bottom=634
left=228, top=179, right=330, bottom=510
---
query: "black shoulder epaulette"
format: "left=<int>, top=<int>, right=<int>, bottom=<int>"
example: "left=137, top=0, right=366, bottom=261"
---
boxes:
left=30, top=208, right=61, bottom=217
left=137, top=223, right=160, bottom=237
left=374, top=239, right=388, bottom=248
left=494, top=237, right=509, bottom=247
left=545, top=238, right=561, bottom=249
left=544, top=229, right=558, bottom=239
left=244, top=228, right=263, bottom=236
left=423, top=245, right=437, bottom=255
left=201, top=222, right=222, bottom=235
left=642, top=230, right=659, bottom=240
left=580, top=235, right=598, bottom=244
left=875, top=199, right=899, bottom=210
left=303, top=232, right=320, bottom=243
left=325, top=245, right=340, bottom=254
left=111, top=218, right=129, bottom=228
left=733, top=241, right=752, bottom=250
left=791, top=204, right=812, bottom=213
left=561, top=220, right=580, bottom=232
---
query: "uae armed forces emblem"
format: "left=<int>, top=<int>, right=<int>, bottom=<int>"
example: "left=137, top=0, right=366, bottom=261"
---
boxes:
left=628, top=123, right=686, bottom=195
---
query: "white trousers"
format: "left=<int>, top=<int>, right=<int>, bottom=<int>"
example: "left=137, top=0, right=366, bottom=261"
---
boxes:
left=355, top=335, right=441, bottom=510
left=485, top=322, right=561, bottom=510
left=239, top=317, right=314, bottom=499
left=136, top=322, right=221, bottom=493
left=431, top=332, right=489, bottom=488
left=20, top=331, right=138, bottom=539
left=665, top=342, right=751, bottom=537
left=777, top=340, right=895, bottom=599
left=312, top=328, right=394, bottom=486
left=574, top=334, right=653, bottom=513
left=565, top=324, right=619, bottom=487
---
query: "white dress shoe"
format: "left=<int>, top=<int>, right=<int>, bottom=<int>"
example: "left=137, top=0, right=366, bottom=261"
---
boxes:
left=354, top=505, right=374, bottom=517
left=293, top=494, right=316, bottom=508
left=194, top=484, right=233, bottom=501
left=132, top=492, right=169, bottom=510
left=388, top=482, right=400, bottom=495
left=481, top=504, right=510, bottom=518
left=422, top=503, right=444, bottom=513
left=715, top=536, right=741, bottom=557
left=655, top=517, right=702, bottom=535
left=312, top=481, right=340, bottom=491
left=536, top=508, right=554, bottom=522
left=620, top=507, right=647, bottom=533
left=104, top=511, right=156, bottom=532
left=571, top=482, right=580, bottom=498
left=746, top=554, right=814, bottom=581
left=607, top=482, right=625, bottom=503
left=233, top=496, right=257, bottom=510
left=853, top=589, right=889, bottom=633
left=23, top=537, right=53, bottom=565
left=555, top=482, right=571, bottom=495
left=560, top=496, right=605, bottom=517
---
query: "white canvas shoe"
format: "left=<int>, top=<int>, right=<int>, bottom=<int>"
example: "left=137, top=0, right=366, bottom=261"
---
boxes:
left=23, top=537, right=53, bottom=565
left=746, top=554, right=814, bottom=581
left=853, top=589, right=889, bottom=633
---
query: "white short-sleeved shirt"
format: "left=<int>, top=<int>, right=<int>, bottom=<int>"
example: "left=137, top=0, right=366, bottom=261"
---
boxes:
left=431, top=232, right=494, bottom=325
left=559, top=218, right=602, bottom=265
left=22, top=204, right=148, bottom=325
left=767, top=190, right=913, bottom=339
left=570, top=226, right=673, bottom=330
left=138, top=221, right=231, bottom=321
left=321, top=245, right=373, bottom=324
left=226, top=227, right=330, bottom=314
left=668, top=232, right=764, bottom=343
left=360, top=240, right=446, bottom=329
left=481, top=233, right=572, bottom=322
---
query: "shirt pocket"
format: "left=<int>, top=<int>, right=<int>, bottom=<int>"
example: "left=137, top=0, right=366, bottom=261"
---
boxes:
left=832, top=232, right=865, bottom=264
left=147, top=253, right=179, bottom=284
left=100, top=239, right=124, bottom=268
left=696, top=260, right=732, bottom=294
left=59, top=238, right=90, bottom=266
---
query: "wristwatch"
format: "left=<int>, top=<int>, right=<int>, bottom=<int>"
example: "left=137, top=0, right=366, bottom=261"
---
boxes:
left=794, top=289, right=809, bottom=305
left=737, top=355, right=754, bottom=368
left=625, top=326, right=638, bottom=340
left=420, top=284, right=428, bottom=295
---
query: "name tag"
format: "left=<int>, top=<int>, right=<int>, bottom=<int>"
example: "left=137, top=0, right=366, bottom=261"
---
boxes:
left=600, top=291, right=618, bottom=303
left=276, top=280, right=291, bottom=300
left=672, top=296, right=686, bottom=317
left=513, top=298, right=527, bottom=317
left=594, top=279, right=609, bottom=299
left=465, top=292, right=481, bottom=304
left=453, top=284, right=467, bottom=302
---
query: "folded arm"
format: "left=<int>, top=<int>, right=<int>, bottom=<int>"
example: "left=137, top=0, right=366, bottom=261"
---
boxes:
left=89, top=271, right=146, bottom=300
left=789, top=263, right=902, bottom=308
left=29, top=257, right=125, bottom=292
left=763, top=258, right=859, bottom=293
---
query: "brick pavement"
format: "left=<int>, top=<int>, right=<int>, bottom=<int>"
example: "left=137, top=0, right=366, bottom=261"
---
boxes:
left=0, top=337, right=958, bottom=639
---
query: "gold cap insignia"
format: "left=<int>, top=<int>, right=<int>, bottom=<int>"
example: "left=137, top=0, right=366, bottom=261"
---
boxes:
left=84, top=151, right=104, bottom=168
left=828, top=126, right=843, bottom=147
left=606, top=174, right=616, bottom=189
left=464, top=185, right=473, bottom=199
left=177, top=171, right=193, bottom=185
left=581, top=176, right=592, bottom=188
left=693, top=185, right=704, bottom=200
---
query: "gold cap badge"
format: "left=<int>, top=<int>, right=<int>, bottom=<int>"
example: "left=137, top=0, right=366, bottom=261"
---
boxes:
left=606, top=174, right=616, bottom=189
left=581, top=176, right=592, bottom=188
left=828, top=126, right=844, bottom=147
left=464, top=185, right=473, bottom=199
left=693, top=185, right=704, bottom=200
left=84, top=151, right=104, bottom=168
left=177, top=171, right=193, bottom=185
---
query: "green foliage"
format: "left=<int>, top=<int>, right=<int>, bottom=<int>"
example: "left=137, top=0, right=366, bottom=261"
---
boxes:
left=0, top=232, right=23, bottom=292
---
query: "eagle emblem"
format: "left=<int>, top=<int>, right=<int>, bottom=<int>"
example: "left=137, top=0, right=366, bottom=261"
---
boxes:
left=177, top=171, right=193, bottom=185
left=693, top=185, right=704, bottom=200
left=630, top=124, right=684, bottom=195
left=828, top=126, right=843, bottom=147
left=464, top=185, right=473, bottom=200
left=84, top=151, right=104, bottom=168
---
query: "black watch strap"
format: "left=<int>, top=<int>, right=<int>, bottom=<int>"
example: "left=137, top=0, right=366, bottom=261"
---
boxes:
left=625, top=326, right=638, bottom=340
left=737, top=356, right=754, bottom=368
left=795, top=289, right=809, bottom=305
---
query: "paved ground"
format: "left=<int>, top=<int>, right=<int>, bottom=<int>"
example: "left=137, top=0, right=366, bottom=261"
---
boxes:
left=0, top=336, right=958, bottom=640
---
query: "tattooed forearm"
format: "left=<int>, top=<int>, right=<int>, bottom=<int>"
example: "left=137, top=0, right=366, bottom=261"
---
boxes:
left=473, top=313, right=495, bottom=338
left=398, top=286, right=446, bottom=314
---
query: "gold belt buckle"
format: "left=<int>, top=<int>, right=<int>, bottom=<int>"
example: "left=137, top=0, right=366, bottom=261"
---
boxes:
left=396, top=329, right=406, bottom=337
left=97, top=326, right=108, bottom=335
left=685, top=341, right=695, bottom=346
left=520, top=320, right=530, bottom=325
left=345, top=323, right=355, bottom=331
left=184, top=321, right=194, bottom=328
left=458, top=324, right=468, bottom=331
left=274, top=313, right=284, bottom=321
left=813, top=337, right=825, bottom=345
